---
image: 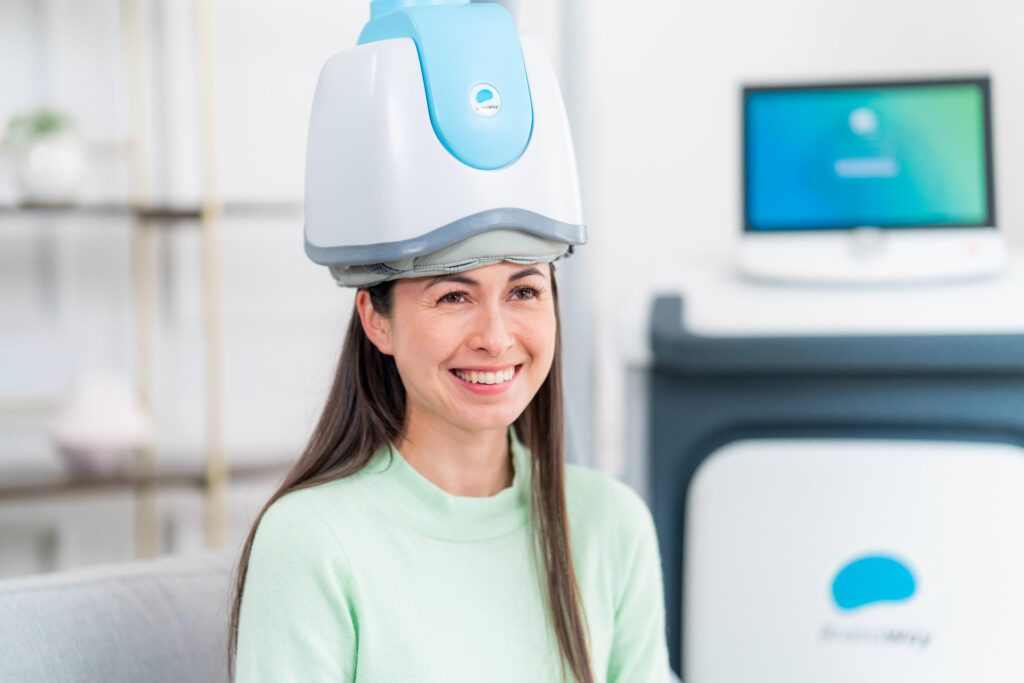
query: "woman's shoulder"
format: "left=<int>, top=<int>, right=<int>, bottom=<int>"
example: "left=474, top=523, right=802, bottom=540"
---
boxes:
left=562, top=463, right=661, bottom=608
left=252, top=466, right=380, bottom=554
left=563, top=463, right=655, bottom=541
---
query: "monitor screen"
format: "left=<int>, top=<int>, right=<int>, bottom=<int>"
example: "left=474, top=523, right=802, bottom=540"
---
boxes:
left=743, top=78, right=994, bottom=232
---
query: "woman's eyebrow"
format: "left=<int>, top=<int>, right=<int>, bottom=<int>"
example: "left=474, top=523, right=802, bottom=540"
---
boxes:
left=424, top=266, right=545, bottom=291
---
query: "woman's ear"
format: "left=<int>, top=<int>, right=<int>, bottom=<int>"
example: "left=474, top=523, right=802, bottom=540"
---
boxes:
left=355, top=289, right=394, bottom=356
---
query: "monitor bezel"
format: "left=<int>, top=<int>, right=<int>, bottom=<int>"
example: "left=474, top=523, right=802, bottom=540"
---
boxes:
left=741, top=76, right=996, bottom=233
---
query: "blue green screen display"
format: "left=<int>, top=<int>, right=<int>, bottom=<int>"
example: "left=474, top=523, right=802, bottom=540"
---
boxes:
left=744, top=82, right=991, bottom=231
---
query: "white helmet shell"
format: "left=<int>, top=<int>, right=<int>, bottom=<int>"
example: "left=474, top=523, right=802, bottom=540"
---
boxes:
left=303, top=30, right=586, bottom=268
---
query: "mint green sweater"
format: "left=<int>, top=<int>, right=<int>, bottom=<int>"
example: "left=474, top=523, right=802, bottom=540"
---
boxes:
left=235, top=425, right=671, bottom=682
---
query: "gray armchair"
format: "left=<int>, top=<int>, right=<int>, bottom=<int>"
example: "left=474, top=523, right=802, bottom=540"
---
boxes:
left=0, top=551, right=234, bottom=682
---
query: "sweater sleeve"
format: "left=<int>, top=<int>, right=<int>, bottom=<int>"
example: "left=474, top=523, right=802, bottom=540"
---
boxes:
left=234, top=495, right=357, bottom=682
left=606, top=492, right=674, bottom=683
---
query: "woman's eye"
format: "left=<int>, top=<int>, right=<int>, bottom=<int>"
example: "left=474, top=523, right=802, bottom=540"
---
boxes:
left=513, top=286, right=539, bottom=300
left=438, top=291, right=466, bottom=304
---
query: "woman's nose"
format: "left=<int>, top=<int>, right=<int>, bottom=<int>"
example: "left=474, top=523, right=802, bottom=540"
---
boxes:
left=469, top=303, right=515, bottom=356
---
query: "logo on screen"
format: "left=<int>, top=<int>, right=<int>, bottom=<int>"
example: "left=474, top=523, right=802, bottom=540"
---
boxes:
left=848, top=107, right=879, bottom=136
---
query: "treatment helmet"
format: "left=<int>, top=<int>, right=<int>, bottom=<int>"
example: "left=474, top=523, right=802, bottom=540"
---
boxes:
left=303, top=0, right=586, bottom=287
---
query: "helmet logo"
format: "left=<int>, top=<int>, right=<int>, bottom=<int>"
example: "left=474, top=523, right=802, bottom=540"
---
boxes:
left=470, top=84, right=501, bottom=117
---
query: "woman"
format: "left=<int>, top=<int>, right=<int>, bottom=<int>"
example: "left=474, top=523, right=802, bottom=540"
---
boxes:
left=228, top=255, right=671, bottom=681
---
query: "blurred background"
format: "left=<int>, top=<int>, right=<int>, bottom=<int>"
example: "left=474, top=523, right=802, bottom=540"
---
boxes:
left=3, top=0, right=1024, bottom=679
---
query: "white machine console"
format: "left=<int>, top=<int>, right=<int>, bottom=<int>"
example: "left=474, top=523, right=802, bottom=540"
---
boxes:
left=685, top=439, right=1024, bottom=682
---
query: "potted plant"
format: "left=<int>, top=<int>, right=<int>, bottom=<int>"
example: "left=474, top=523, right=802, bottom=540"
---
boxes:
left=4, top=108, right=86, bottom=205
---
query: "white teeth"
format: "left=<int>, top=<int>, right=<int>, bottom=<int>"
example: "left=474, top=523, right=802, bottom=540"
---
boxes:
left=454, top=366, right=516, bottom=384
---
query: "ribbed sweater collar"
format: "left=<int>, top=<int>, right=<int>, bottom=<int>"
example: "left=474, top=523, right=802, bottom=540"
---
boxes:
left=361, top=424, right=532, bottom=542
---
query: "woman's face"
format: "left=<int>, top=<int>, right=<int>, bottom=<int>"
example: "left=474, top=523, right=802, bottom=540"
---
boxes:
left=357, top=261, right=557, bottom=434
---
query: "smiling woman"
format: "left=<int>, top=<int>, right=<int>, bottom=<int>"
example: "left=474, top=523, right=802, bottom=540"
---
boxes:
left=229, top=257, right=672, bottom=682
left=228, top=1, right=671, bottom=680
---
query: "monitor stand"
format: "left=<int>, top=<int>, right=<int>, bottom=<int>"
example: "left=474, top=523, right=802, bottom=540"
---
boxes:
left=736, top=227, right=1008, bottom=286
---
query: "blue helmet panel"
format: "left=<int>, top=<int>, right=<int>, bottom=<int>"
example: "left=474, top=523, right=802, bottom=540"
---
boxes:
left=358, top=2, right=534, bottom=170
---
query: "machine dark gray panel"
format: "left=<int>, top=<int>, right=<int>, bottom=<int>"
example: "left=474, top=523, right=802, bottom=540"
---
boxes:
left=648, top=294, right=1024, bottom=676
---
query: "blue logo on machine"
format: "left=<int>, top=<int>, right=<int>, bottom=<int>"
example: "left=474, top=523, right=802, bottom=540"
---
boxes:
left=831, top=554, right=917, bottom=610
left=470, top=84, right=501, bottom=117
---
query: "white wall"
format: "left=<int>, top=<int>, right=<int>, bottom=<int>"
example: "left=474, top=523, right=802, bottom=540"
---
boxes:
left=564, top=0, right=1024, bottom=478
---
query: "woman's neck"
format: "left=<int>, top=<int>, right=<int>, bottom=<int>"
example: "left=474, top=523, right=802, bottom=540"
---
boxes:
left=393, top=409, right=514, bottom=498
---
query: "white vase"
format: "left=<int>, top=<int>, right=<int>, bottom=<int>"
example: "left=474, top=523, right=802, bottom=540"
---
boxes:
left=15, top=132, right=86, bottom=205
left=52, top=371, right=154, bottom=475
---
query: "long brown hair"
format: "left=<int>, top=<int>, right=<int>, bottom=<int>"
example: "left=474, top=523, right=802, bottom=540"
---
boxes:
left=227, top=264, right=594, bottom=682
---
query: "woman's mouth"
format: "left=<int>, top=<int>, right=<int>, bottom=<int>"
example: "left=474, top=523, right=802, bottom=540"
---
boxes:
left=449, top=364, right=522, bottom=394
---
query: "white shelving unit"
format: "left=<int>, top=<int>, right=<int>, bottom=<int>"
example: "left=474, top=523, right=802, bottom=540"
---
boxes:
left=0, top=0, right=292, bottom=573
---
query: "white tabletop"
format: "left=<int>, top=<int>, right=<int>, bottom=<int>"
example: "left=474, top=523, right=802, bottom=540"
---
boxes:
left=620, top=249, right=1024, bottom=367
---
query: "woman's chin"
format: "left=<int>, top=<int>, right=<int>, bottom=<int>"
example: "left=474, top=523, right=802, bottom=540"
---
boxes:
left=447, top=404, right=527, bottom=433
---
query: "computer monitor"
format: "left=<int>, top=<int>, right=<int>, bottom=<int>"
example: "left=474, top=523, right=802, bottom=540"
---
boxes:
left=737, top=76, right=1007, bottom=284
